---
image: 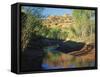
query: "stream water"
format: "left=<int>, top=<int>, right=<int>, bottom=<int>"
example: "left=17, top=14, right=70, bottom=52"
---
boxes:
left=42, top=45, right=77, bottom=69
left=41, top=45, right=95, bottom=69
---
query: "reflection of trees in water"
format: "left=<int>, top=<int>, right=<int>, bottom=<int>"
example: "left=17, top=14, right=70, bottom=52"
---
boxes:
left=42, top=43, right=95, bottom=69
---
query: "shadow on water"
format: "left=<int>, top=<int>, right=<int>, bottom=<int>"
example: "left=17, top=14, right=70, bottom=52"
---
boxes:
left=21, top=35, right=86, bottom=71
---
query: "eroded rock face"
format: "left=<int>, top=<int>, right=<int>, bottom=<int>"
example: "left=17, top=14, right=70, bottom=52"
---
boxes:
left=42, top=14, right=74, bottom=29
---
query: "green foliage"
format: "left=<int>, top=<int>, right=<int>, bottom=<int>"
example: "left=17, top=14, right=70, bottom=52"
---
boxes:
left=47, top=28, right=60, bottom=39
left=21, top=7, right=44, bottom=51
left=70, top=10, right=95, bottom=43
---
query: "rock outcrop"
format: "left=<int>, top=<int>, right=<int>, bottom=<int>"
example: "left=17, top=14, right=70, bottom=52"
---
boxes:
left=42, top=14, right=74, bottom=29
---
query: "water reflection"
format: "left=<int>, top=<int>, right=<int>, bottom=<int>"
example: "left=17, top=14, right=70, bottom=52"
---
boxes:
left=42, top=45, right=95, bottom=69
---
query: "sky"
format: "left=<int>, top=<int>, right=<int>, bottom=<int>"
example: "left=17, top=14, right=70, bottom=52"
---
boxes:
left=42, top=7, right=73, bottom=16
left=22, top=6, right=73, bottom=17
